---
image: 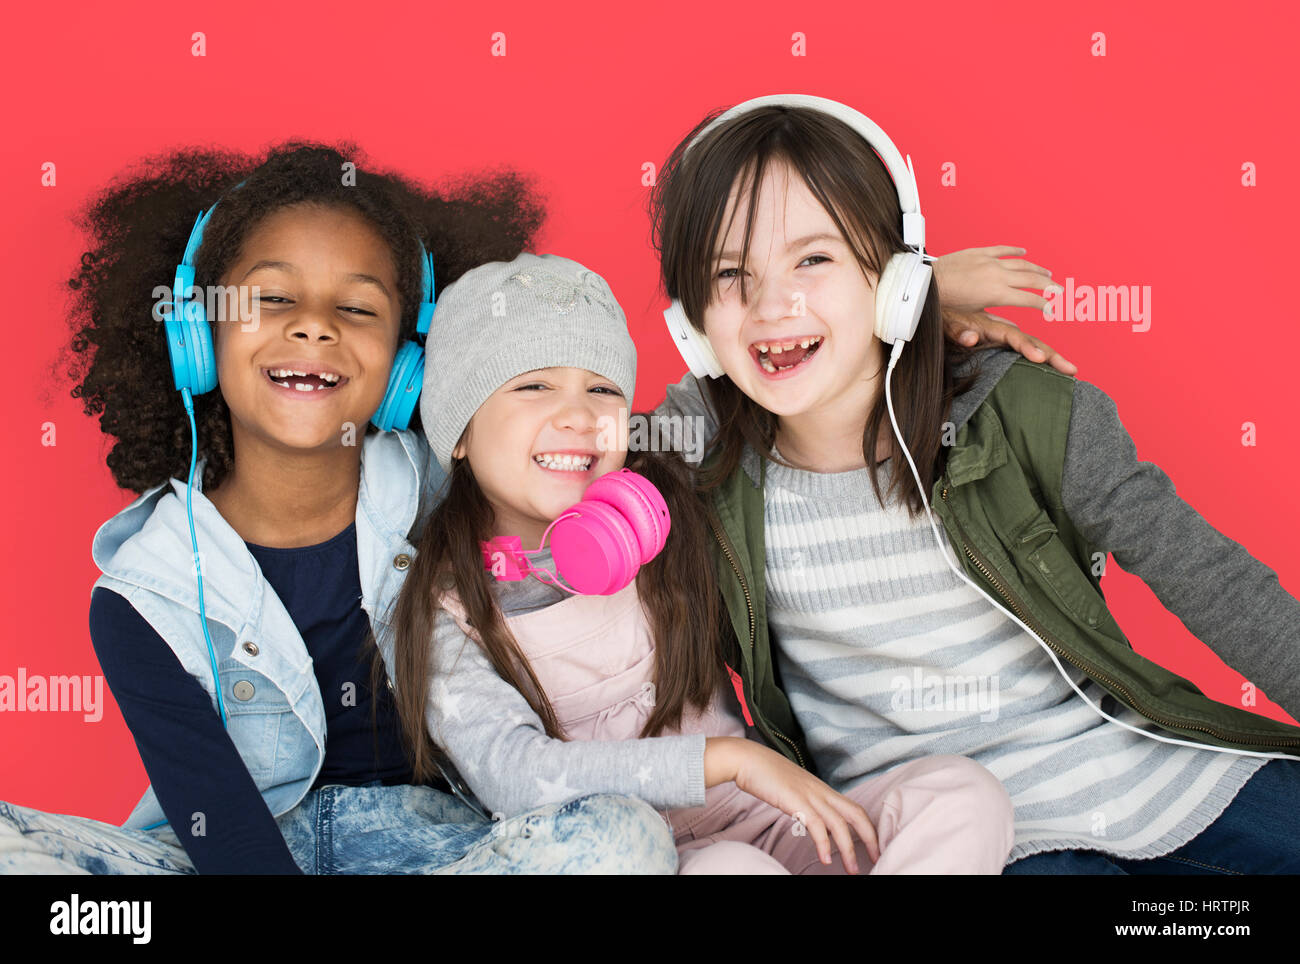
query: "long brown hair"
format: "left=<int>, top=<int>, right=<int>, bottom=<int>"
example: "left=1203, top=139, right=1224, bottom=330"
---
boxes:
left=380, top=435, right=729, bottom=785
left=649, top=104, right=978, bottom=514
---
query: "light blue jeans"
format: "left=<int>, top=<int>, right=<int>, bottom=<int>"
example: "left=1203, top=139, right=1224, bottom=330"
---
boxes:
left=0, top=784, right=677, bottom=875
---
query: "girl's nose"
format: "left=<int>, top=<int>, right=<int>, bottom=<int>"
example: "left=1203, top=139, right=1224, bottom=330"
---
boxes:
left=286, top=309, right=341, bottom=344
left=750, top=271, right=801, bottom=326
left=552, top=393, right=600, bottom=433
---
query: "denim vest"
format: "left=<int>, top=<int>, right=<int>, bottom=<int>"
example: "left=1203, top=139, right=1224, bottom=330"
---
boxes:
left=90, top=429, right=446, bottom=830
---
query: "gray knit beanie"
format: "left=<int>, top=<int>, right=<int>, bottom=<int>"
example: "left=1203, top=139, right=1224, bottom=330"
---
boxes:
left=420, top=252, right=637, bottom=471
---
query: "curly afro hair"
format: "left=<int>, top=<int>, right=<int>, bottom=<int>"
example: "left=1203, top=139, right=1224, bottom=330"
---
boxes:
left=64, top=140, right=547, bottom=495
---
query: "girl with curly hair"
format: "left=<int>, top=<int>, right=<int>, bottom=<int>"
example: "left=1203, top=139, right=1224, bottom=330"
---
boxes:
left=0, top=142, right=678, bottom=875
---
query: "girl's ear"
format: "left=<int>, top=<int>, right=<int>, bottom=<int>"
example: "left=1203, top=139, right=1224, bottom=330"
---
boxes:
left=452, top=428, right=469, bottom=461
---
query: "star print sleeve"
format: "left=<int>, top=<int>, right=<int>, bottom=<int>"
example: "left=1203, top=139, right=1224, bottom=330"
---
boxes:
left=426, top=611, right=707, bottom=819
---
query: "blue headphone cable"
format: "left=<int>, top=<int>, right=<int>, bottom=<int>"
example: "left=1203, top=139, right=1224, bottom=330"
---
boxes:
left=181, top=386, right=228, bottom=727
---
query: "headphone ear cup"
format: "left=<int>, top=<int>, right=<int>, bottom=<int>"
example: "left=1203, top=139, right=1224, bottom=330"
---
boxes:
left=165, top=301, right=217, bottom=395
left=550, top=501, right=641, bottom=595
left=874, top=252, right=931, bottom=345
left=371, top=340, right=425, bottom=431
left=873, top=254, right=905, bottom=343
left=663, top=299, right=725, bottom=379
left=581, top=468, right=670, bottom=564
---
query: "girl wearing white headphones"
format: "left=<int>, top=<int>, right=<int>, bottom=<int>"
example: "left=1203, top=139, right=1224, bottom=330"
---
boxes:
left=648, top=95, right=1300, bottom=874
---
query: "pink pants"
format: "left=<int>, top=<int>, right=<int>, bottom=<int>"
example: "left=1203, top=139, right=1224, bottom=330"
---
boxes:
left=672, top=754, right=1014, bottom=875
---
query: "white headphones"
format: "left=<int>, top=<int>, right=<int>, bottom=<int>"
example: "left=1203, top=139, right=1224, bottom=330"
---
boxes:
left=662, top=93, right=935, bottom=378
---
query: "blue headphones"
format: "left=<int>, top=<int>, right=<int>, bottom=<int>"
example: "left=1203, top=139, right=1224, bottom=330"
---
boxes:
left=163, top=181, right=436, bottom=431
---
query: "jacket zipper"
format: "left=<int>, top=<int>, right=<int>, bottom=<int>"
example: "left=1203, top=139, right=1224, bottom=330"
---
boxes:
left=939, top=483, right=1300, bottom=749
left=707, top=515, right=808, bottom=769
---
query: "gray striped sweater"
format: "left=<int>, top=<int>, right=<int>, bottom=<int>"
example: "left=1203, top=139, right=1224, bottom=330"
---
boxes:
left=657, top=348, right=1300, bottom=862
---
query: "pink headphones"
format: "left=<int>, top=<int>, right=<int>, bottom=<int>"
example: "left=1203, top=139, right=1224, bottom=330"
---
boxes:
left=480, top=468, right=671, bottom=595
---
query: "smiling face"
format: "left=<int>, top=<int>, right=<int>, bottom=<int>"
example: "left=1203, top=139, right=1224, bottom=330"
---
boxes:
left=454, top=367, right=629, bottom=545
left=702, top=159, right=884, bottom=426
left=211, top=203, right=401, bottom=453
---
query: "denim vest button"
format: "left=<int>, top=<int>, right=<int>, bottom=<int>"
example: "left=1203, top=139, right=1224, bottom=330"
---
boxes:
left=232, top=680, right=255, bottom=701
left=393, top=553, right=411, bottom=570
left=242, top=641, right=259, bottom=656
left=386, top=677, right=395, bottom=693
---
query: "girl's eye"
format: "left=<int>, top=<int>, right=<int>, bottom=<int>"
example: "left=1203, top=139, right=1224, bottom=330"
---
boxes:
left=716, top=255, right=828, bottom=282
left=254, top=296, right=375, bottom=315
left=514, top=383, right=619, bottom=395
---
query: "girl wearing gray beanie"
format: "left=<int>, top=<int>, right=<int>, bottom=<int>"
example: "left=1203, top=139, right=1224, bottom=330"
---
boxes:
left=382, top=252, right=1016, bottom=874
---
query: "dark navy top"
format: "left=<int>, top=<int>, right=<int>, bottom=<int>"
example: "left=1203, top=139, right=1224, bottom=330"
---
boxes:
left=89, top=521, right=431, bottom=875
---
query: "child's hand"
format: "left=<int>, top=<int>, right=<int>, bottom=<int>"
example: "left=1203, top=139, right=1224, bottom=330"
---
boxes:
left=933, top=245, right=1054, bottom=314
left=943, top=306, right=1078, bottom=375
left=709, top=737, right=879, bottom=873
left=932, top=245, right=1077, bottom=374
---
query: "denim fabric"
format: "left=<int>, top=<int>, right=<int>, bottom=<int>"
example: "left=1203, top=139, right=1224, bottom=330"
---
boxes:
left=88, top=429, right=446, bottom=830
left=0, top=785, right=677, bottom=875
left=1002, top=758, right=1300, bottom=875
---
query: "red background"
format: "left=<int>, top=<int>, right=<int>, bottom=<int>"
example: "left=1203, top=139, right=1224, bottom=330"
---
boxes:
left=2, top=0, right=1297, bottom=822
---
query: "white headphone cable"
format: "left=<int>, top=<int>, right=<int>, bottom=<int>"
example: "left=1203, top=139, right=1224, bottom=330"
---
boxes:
left=883, top=339, right=1300, bottom=761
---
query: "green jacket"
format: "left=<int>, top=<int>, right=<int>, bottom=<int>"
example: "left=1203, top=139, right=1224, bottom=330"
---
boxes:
left=704, top=351, right=1300, bottom=771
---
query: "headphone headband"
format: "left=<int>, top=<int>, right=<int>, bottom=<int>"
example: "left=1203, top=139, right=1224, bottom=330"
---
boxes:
left=178, top=180, right=435, bottom=315
left=683, top=93, right=925, bottom=251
